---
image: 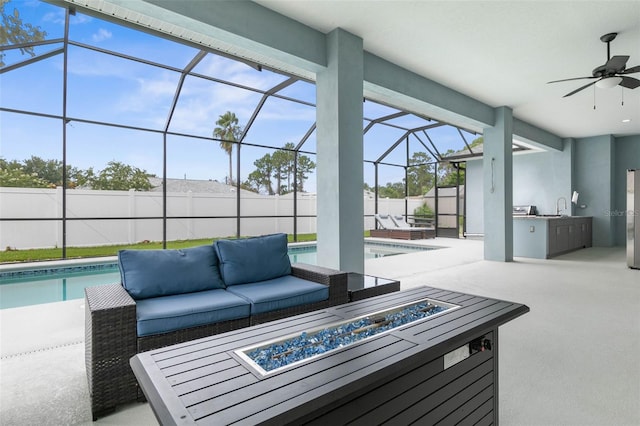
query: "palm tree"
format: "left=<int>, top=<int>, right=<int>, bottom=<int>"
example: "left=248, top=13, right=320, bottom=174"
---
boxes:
left=213, top=111, right=242, bottom=184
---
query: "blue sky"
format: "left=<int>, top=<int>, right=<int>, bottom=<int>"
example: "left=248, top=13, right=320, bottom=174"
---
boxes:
left=1, top=0, right=476, bottom=191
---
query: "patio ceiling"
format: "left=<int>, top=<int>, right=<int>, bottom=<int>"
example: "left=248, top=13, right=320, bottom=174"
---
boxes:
left=256, top=0, right=640, bottom=139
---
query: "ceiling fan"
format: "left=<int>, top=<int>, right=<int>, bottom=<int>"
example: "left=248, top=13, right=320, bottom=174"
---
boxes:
left=548, top=32, right=640, bottom=98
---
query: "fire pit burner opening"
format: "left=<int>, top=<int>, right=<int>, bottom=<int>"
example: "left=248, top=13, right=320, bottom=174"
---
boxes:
left=235, top=297, right=459, bottom=376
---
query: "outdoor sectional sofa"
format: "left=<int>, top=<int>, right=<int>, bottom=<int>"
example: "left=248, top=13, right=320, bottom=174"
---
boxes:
left=84, top=233, right=348, bottom=420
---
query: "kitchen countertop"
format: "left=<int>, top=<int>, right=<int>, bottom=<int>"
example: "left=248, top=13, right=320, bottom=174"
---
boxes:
left=513, top=215, right=586, bottom=220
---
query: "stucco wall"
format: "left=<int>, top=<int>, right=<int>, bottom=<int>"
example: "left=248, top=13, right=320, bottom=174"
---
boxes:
left=465, top=145, right=572, bottom=235
left=465, top=135, right=639, bottom=247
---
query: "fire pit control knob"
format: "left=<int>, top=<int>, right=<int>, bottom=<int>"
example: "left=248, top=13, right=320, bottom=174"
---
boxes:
left=470, top=336, right=492, bottom=353
left=483, top=339, right=492, bottom=351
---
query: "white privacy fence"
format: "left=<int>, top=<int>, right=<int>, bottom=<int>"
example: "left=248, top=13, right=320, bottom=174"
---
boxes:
left=0, top=187, right=425, bottom=249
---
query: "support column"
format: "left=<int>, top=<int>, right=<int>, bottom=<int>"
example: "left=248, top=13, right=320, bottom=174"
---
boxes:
left=316, top=28, right=364, bottom=272
left=483, top=107, right=514, bottom=261
left=574, top=135, right=615, bottom=246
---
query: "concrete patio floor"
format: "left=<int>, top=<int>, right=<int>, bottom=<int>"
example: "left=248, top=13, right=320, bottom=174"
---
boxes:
left=1, top=237, right=639, bottom=425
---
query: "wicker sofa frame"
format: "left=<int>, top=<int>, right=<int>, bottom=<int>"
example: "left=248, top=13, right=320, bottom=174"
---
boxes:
left=85, top=263, right=348, bottom=420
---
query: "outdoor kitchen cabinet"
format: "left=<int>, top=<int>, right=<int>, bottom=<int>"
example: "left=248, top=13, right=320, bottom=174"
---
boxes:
left=547, top=217, right=592, bottom=258
left=514, top=216, right=592, bottom=259
left=573, top=217, right=592, bottom=249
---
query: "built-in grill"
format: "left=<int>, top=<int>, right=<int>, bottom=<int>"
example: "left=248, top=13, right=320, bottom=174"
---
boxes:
left=513, top=205, right=537, bottom=216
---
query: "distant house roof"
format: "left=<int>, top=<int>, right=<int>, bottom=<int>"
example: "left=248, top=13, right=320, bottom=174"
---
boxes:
left=148, top=177, right=255, bottom=195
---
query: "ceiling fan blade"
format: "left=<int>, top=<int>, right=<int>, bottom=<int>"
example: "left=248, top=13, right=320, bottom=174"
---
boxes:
left=547, top=76, right=597, bottom=84
left=605, top=55, right=629, bottom=72
left=619, top=76, right=640, bottom=89
left=563, top=79, right=599, bottom=97
left=621, top=65, right=640, bottom=74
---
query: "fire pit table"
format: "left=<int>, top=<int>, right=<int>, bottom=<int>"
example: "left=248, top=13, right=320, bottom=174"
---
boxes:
left=346, top=272, right=400, bottom=301
left=130, top=286, right=529, bottom=425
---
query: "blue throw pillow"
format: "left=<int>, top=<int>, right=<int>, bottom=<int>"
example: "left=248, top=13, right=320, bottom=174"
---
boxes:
left=118, top=245, right=225, bottom=300
left=214, top=233, right=292, bottom=286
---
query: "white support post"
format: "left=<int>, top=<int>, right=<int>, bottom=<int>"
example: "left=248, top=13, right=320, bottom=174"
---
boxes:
left=316, top=28, right=364, bottom=272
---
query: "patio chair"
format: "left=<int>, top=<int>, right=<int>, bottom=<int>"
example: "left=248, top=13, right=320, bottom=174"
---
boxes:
left=374, top=213, right=400, bottom=230
left=391, top=215, right=436, bottom=239
left=391, top=215, right=435, bottom=230
left=371, top=214, right=428, bottom=240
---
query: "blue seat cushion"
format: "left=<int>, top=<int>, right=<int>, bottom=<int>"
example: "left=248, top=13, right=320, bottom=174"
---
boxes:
left=135, top=289, right=250, bottom=337
left=214, top=233, right=291, bottom=286
left=226, top=275, right=329, bottom=315
left=119, top=245, right=225, bottom=300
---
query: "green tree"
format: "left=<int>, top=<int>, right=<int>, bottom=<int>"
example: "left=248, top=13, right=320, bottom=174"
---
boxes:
left=243, top=170, right=265, bottom=194
left=363, top=181, right=402, bottom=198
left=244, top=144, right=316, bottom=195
left=295, top=154, right=315, bottom=193
left=271, top=143, right=295, bottom=194
left=248, top=154, right=275, bottom=195
left=213, top=111, right=242, bottom=185
left=21, top=156, right=62, bottom=185
left=407, top=151, right=435, bottom=196
left=438, top=153, right=463, bottom=187
left=0, top=167, right=50, bottom=188
left=89, top=160, right=152, bottom=191
left=0, top=157, right=22, bottom=172
left=377, top=182, right=405, bottom=198
left=437, top=136, right=481, bottom=186
left=69, top=166, right=93, bottom=188
left=469, top=136, right=483, bottom=149
left=0, top=157, right=50, bottom=188
left=0, top=0, right=48, bottom=67
left=413, top=202, right=435, bottom=222
left=0, top=156, right=87, bottom=188
left=18, top=156, right=89, bottom=188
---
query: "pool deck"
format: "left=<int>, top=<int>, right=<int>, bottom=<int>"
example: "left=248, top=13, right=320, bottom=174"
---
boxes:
left=1, top=237, right=639, bottom=425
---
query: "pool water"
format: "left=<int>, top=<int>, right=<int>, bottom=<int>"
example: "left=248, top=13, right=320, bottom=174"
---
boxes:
left=0, top=242, right=436, bottom=309
left=0, top=265, right=121, bottom=310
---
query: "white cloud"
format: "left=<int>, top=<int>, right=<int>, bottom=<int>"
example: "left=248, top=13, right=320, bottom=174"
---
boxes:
left=252, top=104, right=316, bottom=122
left=197, top=55, right=288, bottom=91
left=41, top=10, right=65, bottom=25
left=42, top=9, right=92, bottom=25
left=139, top=76, right=178, bottom=98
left=92, top=28, right=113, bottom=43
left=63, top=48, right=316, bottom=140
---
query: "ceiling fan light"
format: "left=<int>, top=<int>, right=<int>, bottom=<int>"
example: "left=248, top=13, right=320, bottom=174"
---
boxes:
left=595, top=76, right=622, bottom=89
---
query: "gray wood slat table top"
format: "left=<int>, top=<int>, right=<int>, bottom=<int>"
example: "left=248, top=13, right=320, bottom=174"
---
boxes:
left=130, top=285, right=529, bottom=425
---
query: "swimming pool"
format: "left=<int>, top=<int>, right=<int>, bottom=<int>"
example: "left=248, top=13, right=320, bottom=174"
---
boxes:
left=0, top=260, right=120, bottom=310
left=0, top=242, right=437, bottom=309
left=288, top=241, right=436, bottom=264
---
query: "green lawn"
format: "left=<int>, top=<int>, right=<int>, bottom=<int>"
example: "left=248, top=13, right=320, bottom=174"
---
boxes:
left=0, top=233, right=319, bottom=264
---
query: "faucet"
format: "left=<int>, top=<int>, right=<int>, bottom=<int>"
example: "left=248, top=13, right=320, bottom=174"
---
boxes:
left=556, top=197, right=567, bottom=216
